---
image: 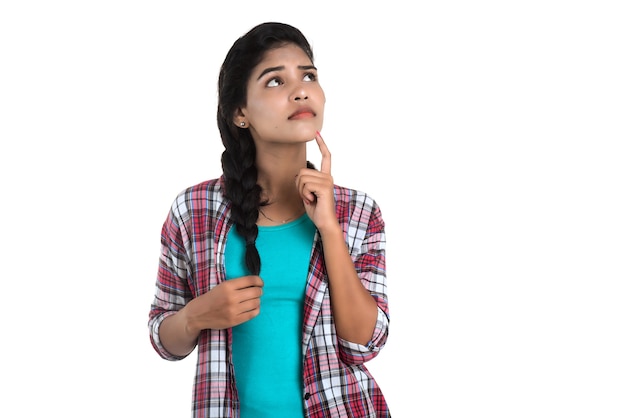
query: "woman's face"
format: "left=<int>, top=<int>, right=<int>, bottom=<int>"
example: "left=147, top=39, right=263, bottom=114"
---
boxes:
left=239, top=43, right=325, bottom=144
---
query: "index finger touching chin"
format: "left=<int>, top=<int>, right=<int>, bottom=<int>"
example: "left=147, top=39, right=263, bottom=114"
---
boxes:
left=315, top=131, right=331, bottom=174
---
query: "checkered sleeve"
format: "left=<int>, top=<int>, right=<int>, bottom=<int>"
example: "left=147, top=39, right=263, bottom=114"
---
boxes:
left=148, top=194, right=195, bottom=361
left=336, top=188, right=390, bottom=364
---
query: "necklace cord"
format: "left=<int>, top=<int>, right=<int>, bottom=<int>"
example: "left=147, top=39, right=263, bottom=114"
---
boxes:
left=258, top=207, right=301, bottom=224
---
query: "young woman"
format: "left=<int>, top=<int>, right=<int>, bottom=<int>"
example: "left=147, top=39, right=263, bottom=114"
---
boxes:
left=148, top=22, right=391, bottom=417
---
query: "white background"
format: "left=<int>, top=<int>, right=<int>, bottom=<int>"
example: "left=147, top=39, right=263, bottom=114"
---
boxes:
left=1, top=1, right=625, bottom=417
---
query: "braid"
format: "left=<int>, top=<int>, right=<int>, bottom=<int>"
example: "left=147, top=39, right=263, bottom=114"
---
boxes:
left=220, top=126, right=262, bottom=275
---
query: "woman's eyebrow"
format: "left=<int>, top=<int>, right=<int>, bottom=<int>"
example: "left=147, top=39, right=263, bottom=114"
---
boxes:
left=257, top=65, right=317, bottom=80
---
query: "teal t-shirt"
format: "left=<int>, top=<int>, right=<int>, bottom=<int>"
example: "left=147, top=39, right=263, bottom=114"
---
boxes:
left=224, top=214, right=316, bottom=417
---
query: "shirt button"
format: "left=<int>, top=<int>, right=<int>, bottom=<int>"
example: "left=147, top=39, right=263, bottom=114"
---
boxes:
left=304, top=392, right=311, bottom=400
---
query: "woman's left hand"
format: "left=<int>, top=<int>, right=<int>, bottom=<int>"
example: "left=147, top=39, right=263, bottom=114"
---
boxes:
left=296, top=132, right=338, bottom=233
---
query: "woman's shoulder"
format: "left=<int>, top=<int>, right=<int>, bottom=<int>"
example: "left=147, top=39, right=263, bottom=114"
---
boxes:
left=170, top=176, right=226, bottom=212
left=333, top=183, right=385, bottom=233
left=173, top=176, right=224, bottom=197
left=180, top=177, right=223, bottom=195
left=333, top=184, right=378, bottom=208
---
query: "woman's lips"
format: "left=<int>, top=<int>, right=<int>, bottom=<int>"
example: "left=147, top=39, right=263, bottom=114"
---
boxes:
left=289, top=108, right=315, bottom=120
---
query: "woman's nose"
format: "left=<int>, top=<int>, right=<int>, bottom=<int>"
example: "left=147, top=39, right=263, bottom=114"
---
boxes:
left=291, top=84, right=308, bottom=101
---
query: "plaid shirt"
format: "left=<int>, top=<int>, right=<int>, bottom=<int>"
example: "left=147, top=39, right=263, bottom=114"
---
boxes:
left=148, top=176, right=390, bottom=417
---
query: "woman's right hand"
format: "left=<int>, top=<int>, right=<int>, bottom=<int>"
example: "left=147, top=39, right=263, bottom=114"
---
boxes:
left=184, top=275, right=264, bottom=332
left=159, top=275, right=263, bottom=357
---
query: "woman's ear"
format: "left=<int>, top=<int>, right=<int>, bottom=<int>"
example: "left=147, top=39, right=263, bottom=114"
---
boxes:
left=233, top=108, right=247, bottom=128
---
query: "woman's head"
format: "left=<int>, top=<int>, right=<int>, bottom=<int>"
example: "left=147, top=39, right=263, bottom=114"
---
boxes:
left=218, top=22, right=317, bottom=275
left=217, top=22, right=315, bottom=145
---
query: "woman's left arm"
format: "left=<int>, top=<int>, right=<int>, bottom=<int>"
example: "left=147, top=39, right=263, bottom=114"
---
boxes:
left=297, top=132, right=382, bottom=345
left=318, top=225, right=380, bottom=344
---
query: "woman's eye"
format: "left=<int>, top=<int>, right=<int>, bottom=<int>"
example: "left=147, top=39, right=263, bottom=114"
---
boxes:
left=303, top=72, right=317, bottom=82
left=266, top=77, right=282, bottom=87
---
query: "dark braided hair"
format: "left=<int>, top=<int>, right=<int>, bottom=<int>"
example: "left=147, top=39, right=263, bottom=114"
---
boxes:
left=217, top=22, right=314, bottom=275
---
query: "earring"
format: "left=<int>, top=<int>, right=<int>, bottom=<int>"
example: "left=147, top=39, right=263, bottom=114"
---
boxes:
left=240, top=121, right=246, bottom=127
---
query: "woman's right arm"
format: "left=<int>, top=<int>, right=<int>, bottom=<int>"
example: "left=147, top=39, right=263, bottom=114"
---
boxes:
left=157, top=275, right=265, bottom=357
